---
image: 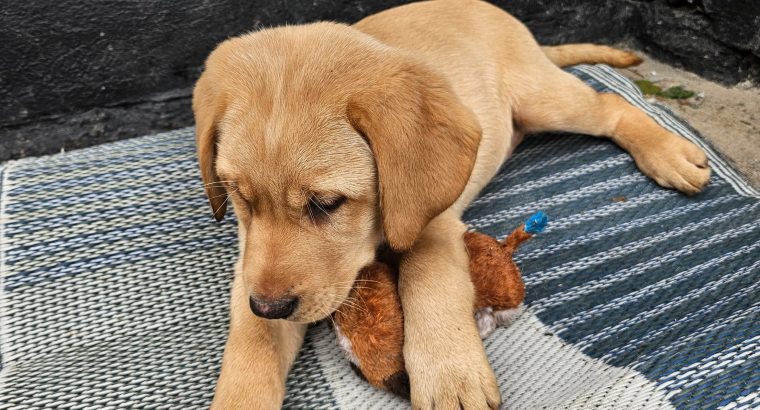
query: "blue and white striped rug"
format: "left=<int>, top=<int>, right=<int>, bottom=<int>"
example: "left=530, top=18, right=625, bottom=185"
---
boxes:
left=1, top=65, right=758, bottom=409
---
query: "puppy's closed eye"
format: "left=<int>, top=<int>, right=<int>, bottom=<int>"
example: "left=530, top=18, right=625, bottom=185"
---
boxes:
left=307, top=195, right=346, bottom=222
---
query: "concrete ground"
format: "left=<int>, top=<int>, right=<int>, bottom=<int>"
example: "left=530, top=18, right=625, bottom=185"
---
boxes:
left=620, top=51, right=760, bottom=190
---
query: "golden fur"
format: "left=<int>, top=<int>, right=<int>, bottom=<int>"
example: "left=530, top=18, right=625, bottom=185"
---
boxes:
left=193, top=1, right=710, bottom=408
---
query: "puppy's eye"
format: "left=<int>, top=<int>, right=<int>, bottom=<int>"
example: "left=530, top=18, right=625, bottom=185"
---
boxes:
left=307, top=195, right=346, bottom=217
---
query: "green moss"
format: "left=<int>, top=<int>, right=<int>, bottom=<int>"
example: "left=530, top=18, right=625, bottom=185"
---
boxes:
left=658, top=86, right=695, bottom=99
left=635, top=80, right=696, bottom=100
left=635, top=80, right=662, bottom=96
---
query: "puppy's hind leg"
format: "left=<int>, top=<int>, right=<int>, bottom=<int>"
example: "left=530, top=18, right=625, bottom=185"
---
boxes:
left=542, top=44, right=643, bottom=68
left=513, top=69, right=710, bottom=194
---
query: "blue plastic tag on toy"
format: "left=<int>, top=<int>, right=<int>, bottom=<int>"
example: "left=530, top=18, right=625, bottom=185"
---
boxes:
left=524, top=211, right=548, bottom=234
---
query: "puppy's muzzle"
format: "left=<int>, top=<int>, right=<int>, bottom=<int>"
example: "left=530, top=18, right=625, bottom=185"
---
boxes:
left=249, top=296, right=298, bottom=319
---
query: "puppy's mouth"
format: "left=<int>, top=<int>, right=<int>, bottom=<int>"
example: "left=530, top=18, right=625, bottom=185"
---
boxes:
left=291, top=294, right=352, bottom=323
left=282, top=280, right=359, bottom=324
left=292, top=252, right=389, bottom=323
left=252, top=252, right=380, bottom=323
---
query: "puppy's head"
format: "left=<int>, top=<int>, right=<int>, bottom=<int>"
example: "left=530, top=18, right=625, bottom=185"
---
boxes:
left=193, top=23, right=481, bottom=322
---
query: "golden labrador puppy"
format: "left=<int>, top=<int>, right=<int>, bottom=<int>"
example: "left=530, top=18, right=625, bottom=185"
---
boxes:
left=193, top=0, right=710, bottom=408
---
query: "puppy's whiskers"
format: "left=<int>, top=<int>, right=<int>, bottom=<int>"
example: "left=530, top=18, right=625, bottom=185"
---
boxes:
left=340, top=296, right=369, bottom=315
left=310, top=200, right=337, bottom=229
left=352, top=278, right=382, bottom=285
left=213, top=187, right=238, bottom=218
left=321, top=305, right=339, bottom=329
left=329, top=281, right=371, bottom=315
left=209, top=189, right=236, bottom=201
left=303, top=191, right=317, bottom=226
left=204, top=180, right=236, bottom=187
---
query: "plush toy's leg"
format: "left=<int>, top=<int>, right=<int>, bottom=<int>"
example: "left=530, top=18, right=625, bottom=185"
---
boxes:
left=334, top=325, right=361, bottom=367
left=475, top=307, right=497, bottom=338
left=493, top=303, right=525, bottom=327
left=502, top=211, right=548, bottom=253
left=475, top=303, right=526, bottom=339
left=502, top=225, right=533, bottom=252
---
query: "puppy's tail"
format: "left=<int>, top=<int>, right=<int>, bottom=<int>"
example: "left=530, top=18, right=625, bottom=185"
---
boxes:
left=542, top=44, right=643, bottom=68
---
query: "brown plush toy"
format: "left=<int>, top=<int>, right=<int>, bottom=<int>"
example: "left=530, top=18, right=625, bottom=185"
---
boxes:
left=332, top=212, right=548, bottom=398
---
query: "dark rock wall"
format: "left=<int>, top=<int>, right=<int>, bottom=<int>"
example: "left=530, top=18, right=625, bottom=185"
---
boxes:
left=0, top=0, right=406, bottom=160
left=1, top=0, right=758, bottom=161
left=633, top=0, right=760, bottom=85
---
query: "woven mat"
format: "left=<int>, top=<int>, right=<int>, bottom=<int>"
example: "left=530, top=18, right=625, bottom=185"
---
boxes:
left=1, top=65, right=758, bottom=409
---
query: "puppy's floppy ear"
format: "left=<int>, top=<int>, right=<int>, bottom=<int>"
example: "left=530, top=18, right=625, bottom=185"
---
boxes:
left=347, top=59, right=481, bottom=251
left=193, top=71, right=228, bottom=221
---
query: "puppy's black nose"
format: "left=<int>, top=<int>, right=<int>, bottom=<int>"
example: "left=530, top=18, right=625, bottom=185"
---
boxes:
left=249, top=296, right=298, bottom=319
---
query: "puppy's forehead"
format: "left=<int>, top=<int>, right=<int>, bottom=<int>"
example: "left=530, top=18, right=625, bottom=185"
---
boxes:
left=216, top=107, right=373, bottom=196
left=209, top=23, right=387, bottom=196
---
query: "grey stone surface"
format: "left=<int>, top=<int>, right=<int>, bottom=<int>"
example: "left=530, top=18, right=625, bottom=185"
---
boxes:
left=1, top=0, right=758, bottom=161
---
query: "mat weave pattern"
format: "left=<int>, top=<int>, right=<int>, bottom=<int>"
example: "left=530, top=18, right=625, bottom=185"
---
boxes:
left=1, top=65, right=758, bottom=409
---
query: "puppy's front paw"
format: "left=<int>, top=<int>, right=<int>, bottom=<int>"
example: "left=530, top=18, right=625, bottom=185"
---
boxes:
left=633, top=132, right=711, bottom=195
left=405, top=332, right=501, bottom=410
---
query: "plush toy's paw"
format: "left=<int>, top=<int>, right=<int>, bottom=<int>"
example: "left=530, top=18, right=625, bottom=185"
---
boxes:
left=493, top=303, right=525, bottom=326
left=475, top=307, right=497, bottom=339
left=334, top=325, right=361, bottom=366
left=475, top=304, right=526, bottom=338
